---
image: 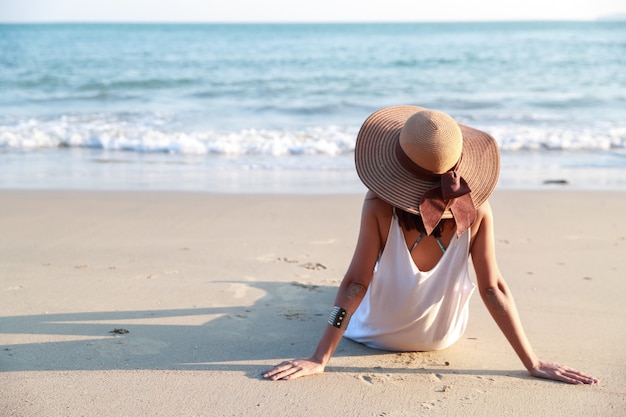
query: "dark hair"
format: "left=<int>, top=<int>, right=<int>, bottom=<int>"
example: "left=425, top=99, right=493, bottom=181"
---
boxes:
left=396, top=208, right=452, bottom=238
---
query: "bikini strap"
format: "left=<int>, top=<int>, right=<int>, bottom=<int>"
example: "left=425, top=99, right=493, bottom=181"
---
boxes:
left=397, top=206, right=446, bottom=254
left=435, top=238, right=446, bottom=253
left=409, top=233, right=425, bottom=253
left=410, top=235, right=446, bottom=254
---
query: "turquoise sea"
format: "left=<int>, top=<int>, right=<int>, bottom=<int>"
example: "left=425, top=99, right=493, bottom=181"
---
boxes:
left=1, top=22, right=625, bottom=192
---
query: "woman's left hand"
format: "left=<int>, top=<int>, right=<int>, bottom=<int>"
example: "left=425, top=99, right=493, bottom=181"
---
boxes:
left=263, top=358, right=325, bottom=381
left=529, top=360, right=599, bottom=385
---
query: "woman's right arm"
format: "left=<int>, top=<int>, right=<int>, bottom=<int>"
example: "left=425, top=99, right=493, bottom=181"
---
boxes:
left=263, top=193, right=385, bottom=380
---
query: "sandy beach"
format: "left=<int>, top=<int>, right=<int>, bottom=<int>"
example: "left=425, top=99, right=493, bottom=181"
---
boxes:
left=1, top=189, right=624, bottom=416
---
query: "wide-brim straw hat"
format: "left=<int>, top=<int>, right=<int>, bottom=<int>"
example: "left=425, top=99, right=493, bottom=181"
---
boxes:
left=355, top=105, right=500, bottom=219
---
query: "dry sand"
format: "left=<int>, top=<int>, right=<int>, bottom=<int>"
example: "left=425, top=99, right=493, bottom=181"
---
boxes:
left=1, top=190, right=624, bottom=416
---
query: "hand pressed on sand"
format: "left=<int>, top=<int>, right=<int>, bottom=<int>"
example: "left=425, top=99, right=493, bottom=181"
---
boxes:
left=263, top=358, right=324, bottom=381
left=530, top=360, right=599, bottom=385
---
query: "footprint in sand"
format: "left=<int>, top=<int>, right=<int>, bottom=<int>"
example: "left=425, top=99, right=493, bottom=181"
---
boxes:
left=282, top=309, right=308, bottom=321
left=280, top=257, right=299, bottom=263
left=256, top=254, right=299, bottom=263
left=301, top=262, right=327, bottom=271
left=359, top=374, right=387, bottom=385
left=361, top=375, right=374, bottom=384
left=135, top=274, right=156, bottom=280
left=291, top=281, right=321, bottom=292
left=420, top=402, right=438, bottom=410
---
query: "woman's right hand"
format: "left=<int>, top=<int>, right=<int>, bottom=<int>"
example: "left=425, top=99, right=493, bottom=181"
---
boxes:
left=263, top=358, right=325, bottom=381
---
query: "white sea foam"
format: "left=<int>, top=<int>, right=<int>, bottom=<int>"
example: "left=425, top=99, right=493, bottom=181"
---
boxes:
left=488, top=125, right=626, bottom=151
left=0, top=116, right=360, bottom=156
left=2, top=115, right=625, bottom=159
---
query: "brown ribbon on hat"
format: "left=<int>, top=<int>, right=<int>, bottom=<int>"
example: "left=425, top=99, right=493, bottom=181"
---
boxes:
left=395, top=142, right=476, bottom=236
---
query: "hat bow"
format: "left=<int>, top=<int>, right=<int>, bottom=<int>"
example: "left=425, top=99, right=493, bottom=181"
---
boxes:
left=419, top=170, right=475, bottom=236
left=395, top=141, right=475, bottom=236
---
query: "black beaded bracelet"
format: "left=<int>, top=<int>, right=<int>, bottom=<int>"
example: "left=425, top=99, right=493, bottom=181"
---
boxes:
left=328, top=306, right=352, bottom=330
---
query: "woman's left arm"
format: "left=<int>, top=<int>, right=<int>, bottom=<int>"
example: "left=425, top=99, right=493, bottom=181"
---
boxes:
left=470, top=201, right=598, bottom=385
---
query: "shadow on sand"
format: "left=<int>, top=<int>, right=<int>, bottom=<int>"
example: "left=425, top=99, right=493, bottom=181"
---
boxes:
left=0, top=279, right=526, bottom=381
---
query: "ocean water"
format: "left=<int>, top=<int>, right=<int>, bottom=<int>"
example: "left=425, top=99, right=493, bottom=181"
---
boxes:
left=1, top=22, right=625, bottom=192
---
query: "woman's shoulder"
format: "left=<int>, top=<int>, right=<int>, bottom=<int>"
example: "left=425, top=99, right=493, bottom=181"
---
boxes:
left=363, top=191, right=393, bottom=217
left=470, top=199, right=494, bottom=242
left=360, top=191, right=393, bottom=247
left=475, top=200, right=493, bottom=223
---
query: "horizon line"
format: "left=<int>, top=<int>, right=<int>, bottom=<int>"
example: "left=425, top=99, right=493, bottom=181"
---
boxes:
left=0, top=18, right=615, bottom=25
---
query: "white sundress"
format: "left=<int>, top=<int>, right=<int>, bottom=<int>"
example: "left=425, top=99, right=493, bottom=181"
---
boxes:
left=343, top=213, right=475, bottom=352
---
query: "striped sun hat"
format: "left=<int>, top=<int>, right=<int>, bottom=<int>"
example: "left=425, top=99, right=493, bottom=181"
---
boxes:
left=354, top=105, right=500, bottom=235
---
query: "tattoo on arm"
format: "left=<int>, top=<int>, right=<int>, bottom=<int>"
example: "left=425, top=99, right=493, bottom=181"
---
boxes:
left=485, top=286, right=508, bottom=313
left=347, top=283, right=366, bottom=301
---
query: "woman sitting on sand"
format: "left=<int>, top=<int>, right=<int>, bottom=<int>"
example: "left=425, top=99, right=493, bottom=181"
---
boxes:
left=263, top=106, right=598, bottom=384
